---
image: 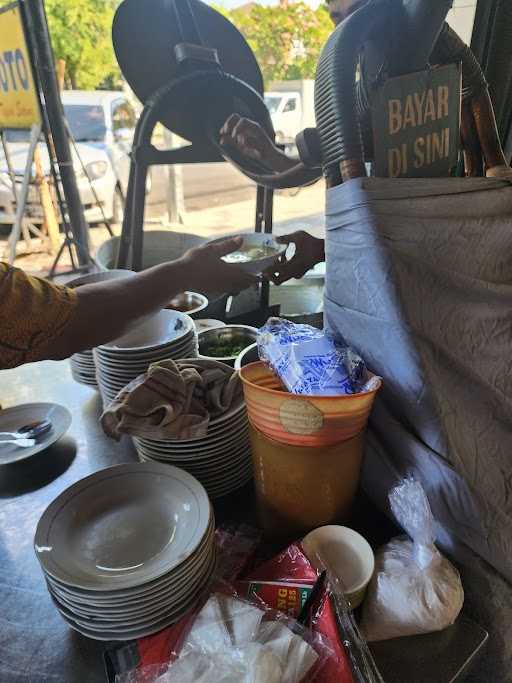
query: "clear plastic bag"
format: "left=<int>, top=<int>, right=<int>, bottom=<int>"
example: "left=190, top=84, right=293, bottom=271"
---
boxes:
left=361, top=478, right=464, bottom=642
left=257, top=318, right=371, bottom=396
left=116, top=586, right=333, bottom=683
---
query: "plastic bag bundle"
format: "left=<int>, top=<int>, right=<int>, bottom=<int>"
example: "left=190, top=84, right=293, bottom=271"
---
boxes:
left=258, top=318, right=369, bottom=396
left=361, top=479, right=464, bottom=642
left=150, top=593, right=327, bottom=683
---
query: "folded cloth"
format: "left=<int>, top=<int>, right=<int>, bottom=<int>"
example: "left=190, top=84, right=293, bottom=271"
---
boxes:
left=101, top=359, right=242, bottom=441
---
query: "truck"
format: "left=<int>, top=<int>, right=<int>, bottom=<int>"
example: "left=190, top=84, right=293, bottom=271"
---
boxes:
left=264, top=79, right=315, bottom=148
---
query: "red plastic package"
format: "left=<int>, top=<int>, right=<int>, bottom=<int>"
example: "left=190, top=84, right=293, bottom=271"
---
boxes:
left=238, top=543, right=355, bottom=683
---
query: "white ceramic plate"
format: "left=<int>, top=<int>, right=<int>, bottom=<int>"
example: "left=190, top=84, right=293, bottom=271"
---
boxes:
left=53, top=557, right=215, bottom=641
left=49, top=546, right=216, bottom=623
left=100, top=311, right=194, bottom=353
left=0, top=403, right=72, bottom=465
left=35, top=463, right=211, bottom=591
left=134, top=433, right=248, bottom=453
left=136, top=453, right=253, bottom=495
left=135, top=444, right=251, bottom=471
left=94, top=345, right=197, bottom=371
left=134, top=421, right=249, bottom=454
left=71, top=357, right=95, bottom=369
left=44, top=514, right=215, bottom=604
left=94, top=334, right=196, bottom=362
left=205, top=471, right=254, bottom=499
left=48, top=550, right=213, bottom=619
left=134, top=436, right=251, bottom=464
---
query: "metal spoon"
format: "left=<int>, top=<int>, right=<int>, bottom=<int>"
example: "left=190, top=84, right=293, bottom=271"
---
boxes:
left=0, top=420, right=52, bottom=442
left=0, top=438, right=36, bottom=448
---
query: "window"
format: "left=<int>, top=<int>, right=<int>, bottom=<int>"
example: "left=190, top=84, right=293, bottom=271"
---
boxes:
left=112, top=101, right=136, bottom=132
left=264, top=95, right=282, bottom=115
left=283, top=98, right=297, bottom=113
left=64, top=105, right=107, bottom=142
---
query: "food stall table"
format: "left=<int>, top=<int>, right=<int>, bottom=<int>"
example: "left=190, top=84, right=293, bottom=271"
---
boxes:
left=0, top=360, right=487, bottom=682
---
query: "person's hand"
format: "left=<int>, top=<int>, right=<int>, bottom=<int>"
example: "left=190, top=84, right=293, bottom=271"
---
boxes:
left=220, top=114, right=281, bottom=169
left=179, top=237, right=258, bottom=295
left=264, top=232, right=325, bottom=285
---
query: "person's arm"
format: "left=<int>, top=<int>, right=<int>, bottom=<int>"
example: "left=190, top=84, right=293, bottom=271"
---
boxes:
left=33, top=238, right=256, bottom=363
left=219, top=114, right=297, bottom=173
left=264, top=231, right=325, bottom=285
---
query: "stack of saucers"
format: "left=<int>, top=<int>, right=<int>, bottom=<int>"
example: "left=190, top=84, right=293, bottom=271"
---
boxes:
left=133, top=397, right=253, bottom=499
left=68, top=270, right=136, bottom=389
left=35, top=463, right=215, bottom=641
left=94, top=310, right=197, bottom=407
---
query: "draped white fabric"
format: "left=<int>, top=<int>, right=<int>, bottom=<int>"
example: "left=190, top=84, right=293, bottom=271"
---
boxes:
left=324, top=176, right=512, bottom=583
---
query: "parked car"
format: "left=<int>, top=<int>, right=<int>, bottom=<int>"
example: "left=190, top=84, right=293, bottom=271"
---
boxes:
left=0, top=90, right=147, bottom=226
left=264, top=80, right=316, bottom=147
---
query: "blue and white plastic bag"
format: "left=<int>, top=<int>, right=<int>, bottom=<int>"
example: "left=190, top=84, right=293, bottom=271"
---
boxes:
left=257, top=318, right=373, bottom=396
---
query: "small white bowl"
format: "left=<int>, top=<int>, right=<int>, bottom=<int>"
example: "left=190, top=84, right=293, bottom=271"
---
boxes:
left=208, top=233, right=286, bottom=275
left=302, top=525, right=375, bottom=609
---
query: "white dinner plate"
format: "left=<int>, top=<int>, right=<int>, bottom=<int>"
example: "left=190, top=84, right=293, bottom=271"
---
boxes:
left=49, top=547, right=216, bottom=625
left=35, top=463, right=211, bottom=591
left=44, top=514, right=215, bottom=604
left=133, top=426, right=249, bottom=454
left=53, top=557, right=215, bottom=641
left=99, top=311, right=194, bottom=353
left=134, top=438, right=251, bottom=465
left=0, top=403, right=72, bottom=465
left=94, top=336, right=197, bottom=364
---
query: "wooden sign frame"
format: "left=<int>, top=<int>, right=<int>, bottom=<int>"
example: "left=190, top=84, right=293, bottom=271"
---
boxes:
left=373, top=63, right=462, bottom=178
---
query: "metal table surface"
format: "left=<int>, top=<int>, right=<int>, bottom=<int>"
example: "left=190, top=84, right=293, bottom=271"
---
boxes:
left=0, top=360, right=140, bottom=682
left=0, top=360, right=488, bottom=683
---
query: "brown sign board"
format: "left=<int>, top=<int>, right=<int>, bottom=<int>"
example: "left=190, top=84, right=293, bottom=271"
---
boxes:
left=373, top=63, right=461, bottom=178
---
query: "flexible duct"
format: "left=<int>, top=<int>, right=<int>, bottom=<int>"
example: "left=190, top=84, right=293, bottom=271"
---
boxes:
left=314, top=0, right=393, bottom=178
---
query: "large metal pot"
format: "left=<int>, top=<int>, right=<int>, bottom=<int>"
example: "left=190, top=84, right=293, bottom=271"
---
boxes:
left=96, top=231, right=205, bottom=270
left=96, top=231, right=228, bottom=319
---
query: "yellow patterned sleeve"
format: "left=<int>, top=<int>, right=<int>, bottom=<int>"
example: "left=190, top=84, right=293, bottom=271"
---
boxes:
left=0, top=262, right=78, bottom=369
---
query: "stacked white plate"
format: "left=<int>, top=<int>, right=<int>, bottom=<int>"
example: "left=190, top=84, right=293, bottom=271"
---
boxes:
left=35, top=463, right=215, bottom=641
left=95, top=310, right=198, bottom=406
left=133, top=399, right=253, bottom=499
left=68, top=270, right=136, bottom=389
left=70, top=351, right=97, bottom=387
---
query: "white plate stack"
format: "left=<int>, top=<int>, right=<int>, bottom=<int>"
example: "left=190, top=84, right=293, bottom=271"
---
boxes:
left=133, top=397, right=253, bottom=499
left=35, top=463, right=215, bottom=641
left=68, top=270, right=136, bottom=389
left=70, top=351, right=98, bottom=387
left=94, top=310, right=198, bottom=407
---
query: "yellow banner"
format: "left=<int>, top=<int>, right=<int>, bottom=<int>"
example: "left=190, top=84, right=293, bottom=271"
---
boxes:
left=0, top=3, right=40, bottom=129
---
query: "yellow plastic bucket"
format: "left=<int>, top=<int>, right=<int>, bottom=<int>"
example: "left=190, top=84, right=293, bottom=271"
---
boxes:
left=249, top=424, right=364, bottom=539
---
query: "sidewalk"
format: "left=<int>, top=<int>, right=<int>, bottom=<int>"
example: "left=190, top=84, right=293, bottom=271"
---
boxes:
left=6, top=181, right=325, bottom=277
left=184, top=181, right=326, bottom=239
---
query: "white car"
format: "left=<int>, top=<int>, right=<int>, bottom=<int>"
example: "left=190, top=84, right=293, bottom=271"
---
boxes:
left=0, top=90, right=146, bottom=226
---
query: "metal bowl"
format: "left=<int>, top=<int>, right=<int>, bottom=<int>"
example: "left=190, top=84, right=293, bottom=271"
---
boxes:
left=167, top=292, right=208, bottom=319
left=198, top=325, right=258, bottom=367
left=194, top=319, right=226, bottom=334
left=234, top=343, right=259, bottom=371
